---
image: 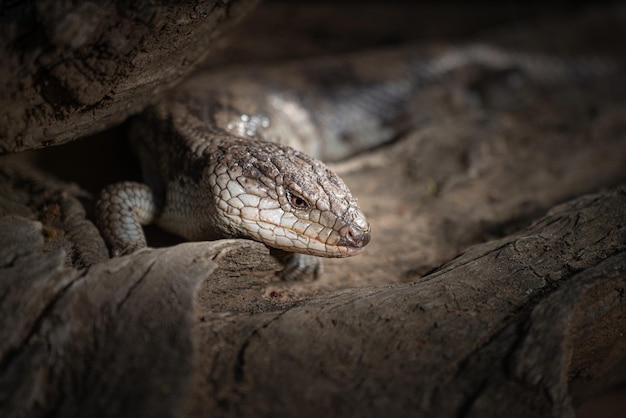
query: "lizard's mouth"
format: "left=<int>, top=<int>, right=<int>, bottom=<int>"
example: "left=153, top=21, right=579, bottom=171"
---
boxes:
left=262, top=224, right=371, bottom=258
left=222, top=208, right=371, bottom=258
left=274, top=239, right=368, bottom=258
left=334, top=245, right=366, bottom=257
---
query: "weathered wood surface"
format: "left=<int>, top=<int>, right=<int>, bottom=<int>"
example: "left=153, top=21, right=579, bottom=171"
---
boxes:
left=1, top=2, right=626, bottom=418
left=188, top=189, right=626, bottom=418
left=0, top=0, right=259, bottom=154
left=1, top=166, right=625, bottom=417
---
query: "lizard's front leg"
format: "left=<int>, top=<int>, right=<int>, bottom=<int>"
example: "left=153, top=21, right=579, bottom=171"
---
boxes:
left=95, top=182, right=160, bottom=256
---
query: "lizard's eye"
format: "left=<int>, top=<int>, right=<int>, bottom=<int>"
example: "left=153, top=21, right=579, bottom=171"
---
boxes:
left=288, top=190, right=309, bottom=209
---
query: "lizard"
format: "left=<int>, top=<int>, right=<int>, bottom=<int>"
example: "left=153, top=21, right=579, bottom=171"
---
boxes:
left=95, top=43, right=623, bottom=280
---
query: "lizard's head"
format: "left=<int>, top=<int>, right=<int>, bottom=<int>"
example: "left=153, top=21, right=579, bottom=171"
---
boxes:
left=210, top=140, right=371, bottom=257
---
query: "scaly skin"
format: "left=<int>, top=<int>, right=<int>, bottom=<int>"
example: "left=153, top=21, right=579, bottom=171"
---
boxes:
left=96, top=98, right=371, bottom=280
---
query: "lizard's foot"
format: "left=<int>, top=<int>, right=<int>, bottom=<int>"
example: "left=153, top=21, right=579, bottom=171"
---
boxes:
left=271, top=249, right=323, bottom=281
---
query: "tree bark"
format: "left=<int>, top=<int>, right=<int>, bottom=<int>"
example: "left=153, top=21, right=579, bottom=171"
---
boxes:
left=1, top=168, right=624, bottom=417
left=0, top=0, right=259, bottom=154
left=188, top=189, right=626, bottom=418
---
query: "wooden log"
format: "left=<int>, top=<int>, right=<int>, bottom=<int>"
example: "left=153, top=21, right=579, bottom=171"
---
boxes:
left=0, top=0, right=259, bottom=154
left=1, top=173, right=624, bottom=417
left=185, top=188, right=626, bottom=418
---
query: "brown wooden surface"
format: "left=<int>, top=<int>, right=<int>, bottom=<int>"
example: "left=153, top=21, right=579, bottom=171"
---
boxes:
left=0, top=0, right=259, bottom=154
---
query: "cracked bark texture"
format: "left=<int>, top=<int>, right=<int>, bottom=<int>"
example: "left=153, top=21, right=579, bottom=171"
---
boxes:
left=1, top=172, right=625, bottom=417
left=1, top=2, right=626, bottom=418
left=188, top=190, right=626, bottom=418
left=0, top=0, right=259, bottom=154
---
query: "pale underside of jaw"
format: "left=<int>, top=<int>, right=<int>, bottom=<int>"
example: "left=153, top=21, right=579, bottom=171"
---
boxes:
left=223, top=212, right=363, bottom=258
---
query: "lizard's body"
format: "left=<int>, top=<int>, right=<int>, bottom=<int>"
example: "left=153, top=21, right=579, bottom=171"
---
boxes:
left=96, top=43, right=622, bottom=279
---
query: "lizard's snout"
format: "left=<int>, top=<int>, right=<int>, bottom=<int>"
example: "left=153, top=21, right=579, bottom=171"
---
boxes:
left=339, top=224, right=371, bottom=249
